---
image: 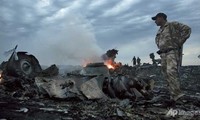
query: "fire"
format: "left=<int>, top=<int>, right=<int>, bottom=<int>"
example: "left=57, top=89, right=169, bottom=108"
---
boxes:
left=104, top=59, right=115, bottom=70
left=105, top=63, right=115, bottom=69
left=81, top=58, right=120, bottom=70
left=105, top=60, right=122, bottom=70
left=0, top=70, right=2, bottom=83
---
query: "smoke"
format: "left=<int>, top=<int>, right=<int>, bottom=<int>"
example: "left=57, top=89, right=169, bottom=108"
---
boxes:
left=34, top=15, right=103, bottom=65
left=1, top=13, right=103, bottom=66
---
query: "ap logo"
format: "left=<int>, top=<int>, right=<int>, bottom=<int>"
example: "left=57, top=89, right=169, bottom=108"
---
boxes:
left=166, top=108, right=178, bottom=117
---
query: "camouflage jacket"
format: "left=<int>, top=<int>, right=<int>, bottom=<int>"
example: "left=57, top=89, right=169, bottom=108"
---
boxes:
left=155, top=21, right=191, bottom=50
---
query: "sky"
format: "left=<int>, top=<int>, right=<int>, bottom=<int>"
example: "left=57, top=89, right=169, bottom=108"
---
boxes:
left=0, top=0, right=200, bottom=66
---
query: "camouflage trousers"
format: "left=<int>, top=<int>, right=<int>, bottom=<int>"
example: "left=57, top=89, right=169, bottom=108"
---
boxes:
left=160, top=50, right=182, bottom=100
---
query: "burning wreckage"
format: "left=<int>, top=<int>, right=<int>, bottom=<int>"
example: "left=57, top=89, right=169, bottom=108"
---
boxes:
left=0, top=47, right=200, bottom=119
left=0, top=47, right=153, bottom=101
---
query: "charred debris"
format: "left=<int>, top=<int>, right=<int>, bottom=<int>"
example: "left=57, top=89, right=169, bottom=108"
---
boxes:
left=0, top=46, right=200, bottom=120
left=0, top=47, right=153, bottom=101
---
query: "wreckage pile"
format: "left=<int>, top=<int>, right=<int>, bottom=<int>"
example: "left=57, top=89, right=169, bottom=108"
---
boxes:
left=0, top=48, right=200, bottom=119
left=0, top=62, right=154, bottom=101
left=0, top=62, right=200, bottom=119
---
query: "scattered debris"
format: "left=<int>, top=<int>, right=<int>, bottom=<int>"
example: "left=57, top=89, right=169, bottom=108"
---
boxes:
left=38, top=64, right=59, bottom=77
left=0, top=48, right=200, bottom=119
left=2, top=45, right=42, bottom=78
left=35, top=77, right=83, bottom=99
left=39, top=107, right=68, bottom=113
left=15, top=107, right=28, bottom=113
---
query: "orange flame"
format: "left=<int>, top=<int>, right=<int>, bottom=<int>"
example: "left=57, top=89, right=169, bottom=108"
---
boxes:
left=104, top=59, right=115, bottom=69
left=81, top=58, right=118, bottom=70
left=0, top=70, right=2, bottom=83
left=105, top=63, right=115, bottom=69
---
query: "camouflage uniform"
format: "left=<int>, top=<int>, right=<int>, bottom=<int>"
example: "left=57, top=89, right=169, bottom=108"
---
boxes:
left=155, top=21, right=191, bottom=100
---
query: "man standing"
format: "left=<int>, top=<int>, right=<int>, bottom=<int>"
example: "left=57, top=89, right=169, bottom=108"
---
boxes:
left=136, top=57, right=141, bottom=66
left=132, top=56, right=136, bottom=66
left=149, top=53, right=156, bottom=65
left=152, top=13, right=191, bottom=102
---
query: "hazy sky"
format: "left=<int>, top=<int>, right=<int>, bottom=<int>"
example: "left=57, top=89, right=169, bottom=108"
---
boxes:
left=0, top=0, right=200, bottom=66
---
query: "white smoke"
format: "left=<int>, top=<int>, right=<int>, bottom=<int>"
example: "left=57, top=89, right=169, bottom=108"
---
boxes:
left=34, top=15, right=102, bottom=65
left=3, top=13, right=103, bottom=66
